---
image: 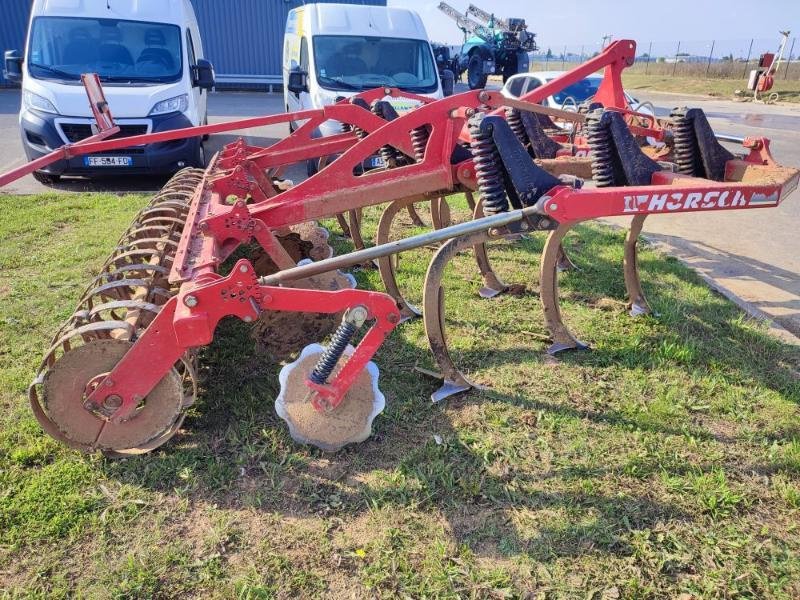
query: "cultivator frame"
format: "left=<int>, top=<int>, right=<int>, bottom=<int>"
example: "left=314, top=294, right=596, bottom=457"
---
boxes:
left=4, top=40, right=797, bottom=453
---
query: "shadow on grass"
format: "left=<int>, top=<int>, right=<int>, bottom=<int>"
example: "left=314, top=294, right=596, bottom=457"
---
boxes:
left=101, top=220, right=798, bottom=565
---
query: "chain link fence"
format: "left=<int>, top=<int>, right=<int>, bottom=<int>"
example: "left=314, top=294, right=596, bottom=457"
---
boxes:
left=530, top=38, right=799, bottom=80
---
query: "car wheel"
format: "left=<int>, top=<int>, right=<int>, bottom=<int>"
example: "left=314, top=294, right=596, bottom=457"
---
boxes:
left=193, top=141, right=206, bottom=168
left=306, top=157, right=319, bottom=177
left=32, top=171, right=61, bottom=185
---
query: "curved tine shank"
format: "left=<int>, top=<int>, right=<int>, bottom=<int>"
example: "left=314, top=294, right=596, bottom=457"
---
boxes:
left=471, top=199, right=508, bottom=298
left=540, top=223, right=589, bottom=355
left=556, top=244, right=578, bottom=272
left=430, top=196, right=453, bottom=230
left=464, top=190, right=476, bottom=212
left=424, top=231, right=491, bottom=403
left=376, top=198, right=424, bottom=320
left=624, top=214, right=653, bottom=317
left=406, top=204, right=426, bottom=228
left=336, top=213, right=353, bottom=238
left=347, top=208, right=367, bottom=251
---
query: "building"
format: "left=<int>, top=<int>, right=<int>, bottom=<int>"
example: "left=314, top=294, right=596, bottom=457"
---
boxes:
left=0, top=0, right=387, bottom=88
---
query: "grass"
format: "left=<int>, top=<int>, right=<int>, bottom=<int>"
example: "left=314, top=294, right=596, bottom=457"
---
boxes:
left=1, top=192, right=800, bottom=598
left=622, top=70, right=800, bottom=103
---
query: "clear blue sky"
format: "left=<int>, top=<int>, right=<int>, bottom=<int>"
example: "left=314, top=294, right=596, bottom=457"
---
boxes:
left=389, top=0, right=799, bottom=51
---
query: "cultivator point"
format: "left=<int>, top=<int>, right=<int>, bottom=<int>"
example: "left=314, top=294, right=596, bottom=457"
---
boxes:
left=4, top=40, right=797, bottom=454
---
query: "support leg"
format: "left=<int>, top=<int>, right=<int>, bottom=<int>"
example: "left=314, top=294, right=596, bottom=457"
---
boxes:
left=471, top=199, right=508, bottom=298
left=539, top=223, right=588, bottom=355
left=623, top=214, right=653, bottom=317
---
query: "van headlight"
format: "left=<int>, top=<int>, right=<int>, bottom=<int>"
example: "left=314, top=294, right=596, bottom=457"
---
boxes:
left=149, top=94, right=188, bottom=116
left=23, top=90, right=58, bottom=114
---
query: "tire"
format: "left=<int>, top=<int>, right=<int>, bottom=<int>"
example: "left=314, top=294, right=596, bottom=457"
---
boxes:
left=32, top=171, right=61, bottom=184
left=192, top=140, right=206, bottom=168
left=502, top=56, right=518, bottom=83
left=467, top=54, right=488, bottom=90
left=306, top=157, right=319, bottom=177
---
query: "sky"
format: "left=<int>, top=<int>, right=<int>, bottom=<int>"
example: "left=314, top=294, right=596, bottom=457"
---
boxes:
left=388, top=0, right=800, bottom=55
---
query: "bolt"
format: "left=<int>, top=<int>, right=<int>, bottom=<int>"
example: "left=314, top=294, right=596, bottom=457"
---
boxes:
left=478, top=90, right=490, bottom=103
left=349, top=305, right=369, bottom=324
left=104, top=378, right=114, bottom=387
left=539, top=218, right=551, bottom=228
left=103, top=395, right=123, bottom=410
left=549, top=203, right=558, bottom=211
left=239, top=264, right=248, bottom=273
left=184, top=294, right=198, bottom=308
left=460, top=169, right=472, bottom=179
left=243, top=315, right=253, bottom=323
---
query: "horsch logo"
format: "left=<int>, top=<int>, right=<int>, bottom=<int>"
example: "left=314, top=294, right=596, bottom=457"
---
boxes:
left=622, top=189, right=779, bottom=213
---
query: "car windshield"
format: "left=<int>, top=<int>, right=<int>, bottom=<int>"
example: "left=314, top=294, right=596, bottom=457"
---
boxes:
left=549, top=78, right=602, bottom=105
left=28, top=16, right=182, bottom=84
left=313, top=35, right=437, bottom=93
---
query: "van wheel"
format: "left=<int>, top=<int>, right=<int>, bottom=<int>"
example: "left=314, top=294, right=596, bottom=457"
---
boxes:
left=32, top=171, right=61, bottom=184
left=193, top=141, right=206, bottom=168
left=306, top=158, right=319, bottom=177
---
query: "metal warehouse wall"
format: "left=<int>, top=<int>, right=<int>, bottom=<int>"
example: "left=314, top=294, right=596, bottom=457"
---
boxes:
left=0, top=1, right=30, bottom=85
left=0, top=0, right=387, bottom=88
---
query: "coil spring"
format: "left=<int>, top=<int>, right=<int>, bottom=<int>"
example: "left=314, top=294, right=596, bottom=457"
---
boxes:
left=468, top=113, right=508, bottom=215
left=340, top=122, right=352, bottom=134
left=505, top=108, right=530, bottom=147
left=671, top=109, right=698, bottom=176
left=370, top=102, right=401, bottom=166
left=586, top=110, right=616, bottom=188
left=410, top=126, right=430, bottom=161
left=309, top=320, right=357, bottom=385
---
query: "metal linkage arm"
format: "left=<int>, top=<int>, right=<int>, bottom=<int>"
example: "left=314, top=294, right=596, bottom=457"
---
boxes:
left=84, top=259, right=401, bottom=421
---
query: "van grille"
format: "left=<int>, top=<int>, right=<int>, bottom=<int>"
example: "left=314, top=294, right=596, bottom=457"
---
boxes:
left=59, top=123, right=149, bottom=143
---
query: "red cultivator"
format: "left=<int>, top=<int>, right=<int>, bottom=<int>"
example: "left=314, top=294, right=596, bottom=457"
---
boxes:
left=4, top=41, right=797, bottom=454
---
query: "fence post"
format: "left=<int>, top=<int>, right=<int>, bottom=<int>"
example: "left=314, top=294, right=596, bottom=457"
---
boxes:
left=672, top=41, right=681, bottom=76
left=562, top=45, right=567, bottom=69
left=645, top=41, right=652, bottom=74
left=705, top=40, right=715, bottom=76
left=743, top=38, right=753, bottom=78
left=785, top=37, right=796, bottom=79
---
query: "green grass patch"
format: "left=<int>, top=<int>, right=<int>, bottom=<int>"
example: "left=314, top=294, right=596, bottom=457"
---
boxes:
left=1, top=192, right=799, bottom=598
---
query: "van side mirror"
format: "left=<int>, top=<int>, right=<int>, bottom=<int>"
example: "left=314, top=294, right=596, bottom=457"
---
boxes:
left=288, top=69, right=308, bottom=94
left=3, top=50, right=22, bottom=84
left=192, top=58, right=214, bottom=90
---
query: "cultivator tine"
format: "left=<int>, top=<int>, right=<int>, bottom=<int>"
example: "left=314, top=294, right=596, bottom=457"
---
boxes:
left=423, top=230, right=491, bottom=402
left=376, top=198, right=425, bottom=320
left=623, top=214, right=652, bottom=317
left=539, top=223, right=589, bottom=355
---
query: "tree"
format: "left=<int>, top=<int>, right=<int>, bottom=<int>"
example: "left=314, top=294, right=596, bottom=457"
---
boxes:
left=546, top=48, right=553, bottom=59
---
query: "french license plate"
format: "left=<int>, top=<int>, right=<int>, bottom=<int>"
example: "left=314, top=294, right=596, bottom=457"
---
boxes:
left=84, top=156, right=132, bottom=167
left=366, top=156, right=385, bottom=169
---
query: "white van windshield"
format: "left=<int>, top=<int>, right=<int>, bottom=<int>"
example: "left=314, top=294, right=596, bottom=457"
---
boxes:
left=28, top=17, right=182, bottom=84
left=313, top=35, right=437, bottom=93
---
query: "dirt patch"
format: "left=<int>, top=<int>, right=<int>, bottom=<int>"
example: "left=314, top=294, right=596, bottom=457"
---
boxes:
left=280, top=351, right=376, bottom=450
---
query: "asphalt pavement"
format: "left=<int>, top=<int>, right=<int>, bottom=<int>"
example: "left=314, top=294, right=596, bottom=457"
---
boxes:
left=0, top=86, right=798, bottom=339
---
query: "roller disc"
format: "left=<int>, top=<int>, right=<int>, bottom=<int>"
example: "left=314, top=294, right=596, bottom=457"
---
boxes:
left=275, top=344, right=384, bottom=452
left=42, top=340, right=184, bottom=453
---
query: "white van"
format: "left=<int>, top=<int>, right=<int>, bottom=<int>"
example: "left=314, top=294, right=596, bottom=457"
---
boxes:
left=3, top=0, right=214, bottom=183
left=283, top=3, right=444, bottom=140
